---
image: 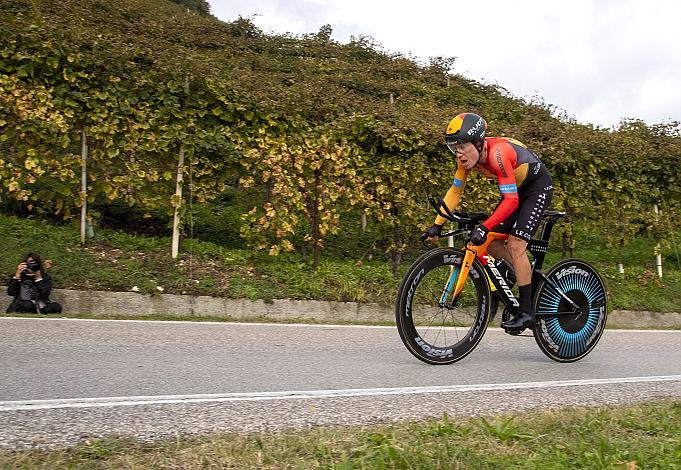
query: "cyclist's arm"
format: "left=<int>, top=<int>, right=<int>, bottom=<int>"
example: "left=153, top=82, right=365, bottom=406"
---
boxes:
left=434, top=166, right=469, bottom=225
left=482, top=145, right=519, bottom=230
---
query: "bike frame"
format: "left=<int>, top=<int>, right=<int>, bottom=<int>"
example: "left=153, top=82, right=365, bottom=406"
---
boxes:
left=441, top=215, right=583, bottom=317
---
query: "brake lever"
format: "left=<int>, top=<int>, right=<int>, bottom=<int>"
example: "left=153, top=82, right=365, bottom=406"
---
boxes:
left=420, top=229, right=466, bottom=248
left=437, top=197, right=469, bottom=223
left=436, top=196, right=455, bottom=219
left=428, top=197, right=452, bottom=222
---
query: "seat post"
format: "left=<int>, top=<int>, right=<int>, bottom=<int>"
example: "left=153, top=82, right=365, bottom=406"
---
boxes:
left=539, top=219, right=556, bottom=243
left=530, top=219, right=557, bottom=271
left=531, top=211, right=566, bottom=274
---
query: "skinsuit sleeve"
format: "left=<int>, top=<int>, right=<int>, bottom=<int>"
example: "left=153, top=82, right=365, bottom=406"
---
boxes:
left=434, top=164, right=469, bottom=225
left=482, top=142, right=519, bottom=230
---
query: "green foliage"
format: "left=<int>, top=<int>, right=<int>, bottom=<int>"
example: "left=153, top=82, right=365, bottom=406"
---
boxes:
left=475, top=416, right=533, bottom=442
left=0, top=213, right=679, bottom=311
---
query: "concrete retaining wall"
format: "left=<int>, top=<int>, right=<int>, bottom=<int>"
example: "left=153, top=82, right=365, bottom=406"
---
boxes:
left=3, top=287, right=680, bottom=328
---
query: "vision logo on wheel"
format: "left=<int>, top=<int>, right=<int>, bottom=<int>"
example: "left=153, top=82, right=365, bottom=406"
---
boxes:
left=586, top=304, right=606, bottom=346
left=414, top=337, right=454, bottom=358
left=539, top=321, right=560, bottom=352
left=405, top=268, right=425, bottom=318
left=395, top=248, right=491, bottom=364
left=469, top=294, right=487, bottom=342
left=555, top=265, right=590, bottom=280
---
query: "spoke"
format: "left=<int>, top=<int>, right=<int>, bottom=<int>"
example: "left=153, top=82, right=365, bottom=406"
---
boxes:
left=419, top=307, right=446, bottom=342
left=439, top=309, right=448, bottom=346
left=432, top=311, right=443, bottom=346
left=452, top=308, right=461, bottom=343
left=413, top=271, right=479, bottom=348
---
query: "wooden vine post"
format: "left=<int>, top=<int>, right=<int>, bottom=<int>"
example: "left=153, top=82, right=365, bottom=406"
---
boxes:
left=80, top=130, right=88, bottom=244
left=171, top=76, right=191, bottom=259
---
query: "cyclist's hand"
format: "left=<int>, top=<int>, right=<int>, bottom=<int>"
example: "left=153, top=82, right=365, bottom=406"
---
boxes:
left=468, top=225, right=489, bottom=246
left=420, top=223, right=443, bottom=242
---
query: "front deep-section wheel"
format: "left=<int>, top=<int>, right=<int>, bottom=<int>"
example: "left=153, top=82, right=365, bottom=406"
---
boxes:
left=395, top=248, right=491, bottom=365
left=533, top=259, right=608, bottom=362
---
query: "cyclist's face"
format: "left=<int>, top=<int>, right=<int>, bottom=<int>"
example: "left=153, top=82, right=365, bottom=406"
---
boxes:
left=453, top=142, right=480, bottom=169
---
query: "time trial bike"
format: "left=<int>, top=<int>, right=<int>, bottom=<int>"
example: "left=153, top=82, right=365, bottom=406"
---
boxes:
left=395, top=197, right=608, bottom=364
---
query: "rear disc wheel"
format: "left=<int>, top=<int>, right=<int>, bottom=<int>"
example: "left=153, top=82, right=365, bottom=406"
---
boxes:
left=533, top=259, right=608, bottom=362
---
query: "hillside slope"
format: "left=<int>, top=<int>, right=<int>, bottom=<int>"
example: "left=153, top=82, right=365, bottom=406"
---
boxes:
left=1, top=0, right=679, bottom=268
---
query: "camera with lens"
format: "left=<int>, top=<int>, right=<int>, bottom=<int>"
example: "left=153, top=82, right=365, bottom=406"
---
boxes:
left=26, top=260, right=41, bottom=272
left=21, top=260, right=41, bottom=280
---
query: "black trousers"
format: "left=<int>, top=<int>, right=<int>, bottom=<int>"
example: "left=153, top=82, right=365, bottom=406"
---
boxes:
left=6, top=300, right=62, bottom=314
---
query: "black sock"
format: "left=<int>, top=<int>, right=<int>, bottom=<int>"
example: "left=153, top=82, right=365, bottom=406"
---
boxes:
left=518, top=284, right=532, bottom=314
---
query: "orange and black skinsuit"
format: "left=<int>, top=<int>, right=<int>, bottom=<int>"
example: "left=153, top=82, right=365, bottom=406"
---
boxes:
left=435, top=137, right=553, bottom=242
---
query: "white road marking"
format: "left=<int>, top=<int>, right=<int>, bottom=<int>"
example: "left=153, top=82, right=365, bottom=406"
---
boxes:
left=2, top=375, right=680, bottom=412
left=0, top=317, right=393, bottom=329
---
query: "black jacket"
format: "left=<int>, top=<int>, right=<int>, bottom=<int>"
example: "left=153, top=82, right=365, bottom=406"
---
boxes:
left=7, top=272, right=54, bottom=311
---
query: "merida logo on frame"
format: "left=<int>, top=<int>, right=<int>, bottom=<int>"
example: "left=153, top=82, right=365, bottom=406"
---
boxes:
left=483, top=255, right=518, bottom=307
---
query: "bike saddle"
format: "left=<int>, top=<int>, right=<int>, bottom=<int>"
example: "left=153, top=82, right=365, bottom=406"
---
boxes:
left=541, top=210, right=567, bottom=221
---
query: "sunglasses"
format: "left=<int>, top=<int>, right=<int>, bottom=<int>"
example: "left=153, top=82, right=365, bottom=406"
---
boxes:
left=446, top=140, right=467, bottom=155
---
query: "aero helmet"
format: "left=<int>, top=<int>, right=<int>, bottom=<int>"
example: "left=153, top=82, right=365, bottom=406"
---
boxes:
left=445, top=112, right=487, bottom=156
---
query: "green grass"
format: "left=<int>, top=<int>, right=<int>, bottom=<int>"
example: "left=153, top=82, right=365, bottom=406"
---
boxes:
left=1, top=400, right=680, bottom=468
left=0, top=213, right=679, bottom=312
left=0, top=213, right=397, bottom=302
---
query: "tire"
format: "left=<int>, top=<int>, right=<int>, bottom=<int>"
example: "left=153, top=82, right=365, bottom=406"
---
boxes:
left=395, top=248, right=491, bottom=365
left=533, top=259, right=608, bottom=362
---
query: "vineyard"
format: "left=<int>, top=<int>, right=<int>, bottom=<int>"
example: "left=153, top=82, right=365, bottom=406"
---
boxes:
left=1, top=0, right=680, bottom=275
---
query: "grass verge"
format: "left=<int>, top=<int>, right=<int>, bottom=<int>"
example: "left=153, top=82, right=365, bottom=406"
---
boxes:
left=1, top=400, right=680, bottom=468
left=1, top=213, right=680, bottom=312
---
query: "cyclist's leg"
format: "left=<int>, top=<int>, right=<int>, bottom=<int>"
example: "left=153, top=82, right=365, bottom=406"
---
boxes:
left=508, top=236, right=531, bottom=285
left=487, top=239, right=510, bottom=263
left=487, top=211, right=519, bottom=322
left=487, top=205, right=519, bottom=264
left=505, top=236, right=534, bottom=327
left=501, top=181, right=553, bottom=329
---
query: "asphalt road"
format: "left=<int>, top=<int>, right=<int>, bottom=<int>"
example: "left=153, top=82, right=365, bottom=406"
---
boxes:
left=1, top=317, right=680, bottom=450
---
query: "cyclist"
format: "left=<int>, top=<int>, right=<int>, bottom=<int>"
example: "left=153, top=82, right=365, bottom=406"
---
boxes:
left=422, top=112, right=553, bottom=331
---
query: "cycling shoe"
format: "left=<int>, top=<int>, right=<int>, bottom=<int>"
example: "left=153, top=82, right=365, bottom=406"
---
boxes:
left=501, top=310, right=535, bottom=331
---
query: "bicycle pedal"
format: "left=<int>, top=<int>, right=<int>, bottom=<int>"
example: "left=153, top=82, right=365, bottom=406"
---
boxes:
left=504, top=327, right=526, bottom=336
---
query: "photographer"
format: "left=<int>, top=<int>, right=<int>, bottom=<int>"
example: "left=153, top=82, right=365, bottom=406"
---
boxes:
left=6, top=253, right=62, bottom=314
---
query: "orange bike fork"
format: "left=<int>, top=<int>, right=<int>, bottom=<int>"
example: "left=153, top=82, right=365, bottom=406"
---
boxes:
left=441, top=232, right=510, bottom=303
